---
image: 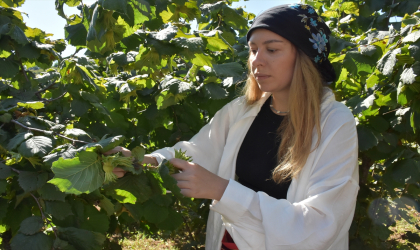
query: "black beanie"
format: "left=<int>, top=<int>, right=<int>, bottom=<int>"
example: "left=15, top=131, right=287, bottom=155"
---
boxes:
left=246, top=3, right=336, bottom=84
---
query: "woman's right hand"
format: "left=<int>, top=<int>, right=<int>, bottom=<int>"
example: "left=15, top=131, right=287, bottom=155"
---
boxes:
left=103, top=146, right=158, bottom=178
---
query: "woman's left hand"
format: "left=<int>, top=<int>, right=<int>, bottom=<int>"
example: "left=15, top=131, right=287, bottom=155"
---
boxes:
left=170, top=158, right=229, bottom=200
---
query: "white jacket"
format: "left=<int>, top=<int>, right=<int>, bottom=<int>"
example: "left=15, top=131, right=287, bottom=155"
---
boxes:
left=149, top=88, right=359, bottom=250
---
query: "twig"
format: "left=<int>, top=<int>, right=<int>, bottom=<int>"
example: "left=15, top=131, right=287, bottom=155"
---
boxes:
left=387, top=0, right=395, bottom=26
left=35, top=81, right=57, bottom=95
left=44, top=91, right=68, bottom=103
left=11, top=119, right=89, bottom=144
left=382, top=108, right=399, bottom=115
left=30, top=193, right=58, bottom=238
left=19, top=59, right=30, bottom=84
left=63, top=47, right=82, bottom=60
left=10, top=167, right=21, bottom=174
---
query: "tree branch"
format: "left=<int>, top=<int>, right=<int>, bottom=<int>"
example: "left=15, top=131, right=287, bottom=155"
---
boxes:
left=44, top=91, right=68, bottom=103
left=387, top=0, right=395, bottom=26
left=19, top=59, right=30, bottom=84
left=11, top=119, right=89, bottom=144
left=11, top=167, right=21, bottom=174
left=35, top=81, right=57, bottom=95
left=30, top=193, right=58, bottom=238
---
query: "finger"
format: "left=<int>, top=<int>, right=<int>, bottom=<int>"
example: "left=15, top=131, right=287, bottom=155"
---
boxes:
left=171, top=172, right=189, bottom=181
left=169, top=158, right=194, bottom=170
left=113, top=167, right=126, bottom=178
left=180, top=189, right=193, bottom=198
left=120, top=147, right=132, bottom=157
left=103, top=146, right=123, bottom=156
left=176, top=180, right=190, bottom=189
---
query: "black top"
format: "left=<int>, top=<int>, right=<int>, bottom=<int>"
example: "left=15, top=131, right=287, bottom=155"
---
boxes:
left=236, top=96, right=291, bottom=199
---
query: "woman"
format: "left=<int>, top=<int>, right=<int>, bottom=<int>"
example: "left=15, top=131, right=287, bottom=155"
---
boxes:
left=111, top=4, right=359, bottom=250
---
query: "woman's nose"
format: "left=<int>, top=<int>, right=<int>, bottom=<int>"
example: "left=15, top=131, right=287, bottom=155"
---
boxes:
left=251, top=50, right=265, bottom=67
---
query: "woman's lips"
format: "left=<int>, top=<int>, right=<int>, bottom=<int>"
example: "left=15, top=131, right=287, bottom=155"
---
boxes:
left=255, top=74, right=270, bottom=80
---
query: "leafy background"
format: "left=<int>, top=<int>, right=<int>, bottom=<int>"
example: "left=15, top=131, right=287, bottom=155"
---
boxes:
left=0, top=0, right=419, bottom=249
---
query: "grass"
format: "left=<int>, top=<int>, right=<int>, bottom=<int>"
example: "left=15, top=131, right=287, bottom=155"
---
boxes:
left=120, top=232, right=178, bottom=250
left=389, top=205, right=420, bottom=249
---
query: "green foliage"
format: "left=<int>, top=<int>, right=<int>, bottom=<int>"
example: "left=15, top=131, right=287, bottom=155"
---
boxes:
left=2, top=0, right=419, bottom=249
left=0, top=0, right=250, bottom=248
left=304, top=0, right=420, bottom=248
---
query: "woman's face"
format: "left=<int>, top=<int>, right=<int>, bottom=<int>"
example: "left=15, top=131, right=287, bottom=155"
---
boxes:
left=248, top=29, right=297, bottom=94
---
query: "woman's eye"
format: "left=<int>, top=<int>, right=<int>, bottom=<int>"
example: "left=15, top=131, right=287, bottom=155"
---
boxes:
left=250, top=49, right=257, bottom=54
left=268, top=49, right=277, bottom=53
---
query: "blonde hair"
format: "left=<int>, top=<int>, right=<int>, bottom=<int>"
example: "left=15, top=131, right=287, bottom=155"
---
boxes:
left=243, top=49, right=324, bottom=183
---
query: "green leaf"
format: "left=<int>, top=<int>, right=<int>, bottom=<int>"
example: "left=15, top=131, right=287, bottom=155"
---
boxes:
left=43, top=145, right=78, bottom=167
left=37, top=183, right=67, bottom=202
left=159, top=161, right=182, bottom=199
left=57, top=227, right=105, bottom=250
left=19, top=216, right=44, bottom=235
left=104, top=174, right=153, bottom=204
left=81, top=135, right=125, bottom=153
left=141, top=199, right=168, bottom=224
left=411, top=111, right=420, bottom=134
left=49, top=150, right=104, bottom=194
left=223, top=7, right=248, bottom=30
left=79, top=204, right=109, bottom=234
left=17, top=101, right=45, bottom=110
left=377, top=48, right=401, bottom=76
left=65, top=23, right=88, bottom=47
left=53, top=238, right=76, bottom=250
left=0, top=0, right=26, bottom=8
left=343, top=51, right=375, bottom=75
left=64, top=128, right=90, bottom=138
left=15, top=43, right=41, bottom=60
left=400, top=61, right=420, bottom=85
left=369, top=116, right=389, bottom=133
left=18, top=171, right=48, bottom=193
left=0, top=58, right=20, bottom=78
left=0, top=113, right=12, bottom=123
left=18, top=136, right=53, bottom=158
left=131, top=146, right=145, bottom=163
left=328, top=36, right=355, bottom=54
left=392, top=159, right=420, bottom=184
left=157, top=209, right=183, bottom=231
left=0, top=163, right=11, bottom=179
left=191, top=53, right=212, bottom=66
left=357, top=125, right=379, bottom=151
left=213, top=62, right=243, bottom=78
left=0, top=198, right=9, bottom=222
left=353, top=94, right=376, bottom=114
left=171, top=37, right=205, bottom=53
left=10, top=232, right=53, bottom=250
left=7, top=132, right=33, bottom=151
left=341, top=2, right=359, bottom=15
left=6, top=24, right=29, bottom=45
left=403, top=30, right=420, bottom=43
left=0, top=179, right=6, bottom=193
left=98, top=197, right=114, bottom=216
left=98, top=0, right=127, bottom=14
left=45, top=201, right=73, bottom=220
left=107, top=51, right=138, bottom=66
left=200, top=31, right=230, bottom=51
left=203, top=83, right=228, bottom=99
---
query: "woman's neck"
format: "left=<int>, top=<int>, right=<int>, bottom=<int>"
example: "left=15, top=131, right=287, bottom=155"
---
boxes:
left=271, top=91, right=290, bottom=114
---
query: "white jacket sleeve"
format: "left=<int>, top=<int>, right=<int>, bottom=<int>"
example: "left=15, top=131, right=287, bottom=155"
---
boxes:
left=146, top=99, right=235, bottom=174
left=210, top=107, right=359, bottom=250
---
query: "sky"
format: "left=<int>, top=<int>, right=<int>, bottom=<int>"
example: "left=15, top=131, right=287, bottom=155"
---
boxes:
left=18, top=0, right=297, bottom=57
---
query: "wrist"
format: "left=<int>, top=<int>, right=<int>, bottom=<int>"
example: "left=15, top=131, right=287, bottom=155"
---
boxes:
left=213, top=178, right=229, bottom=201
